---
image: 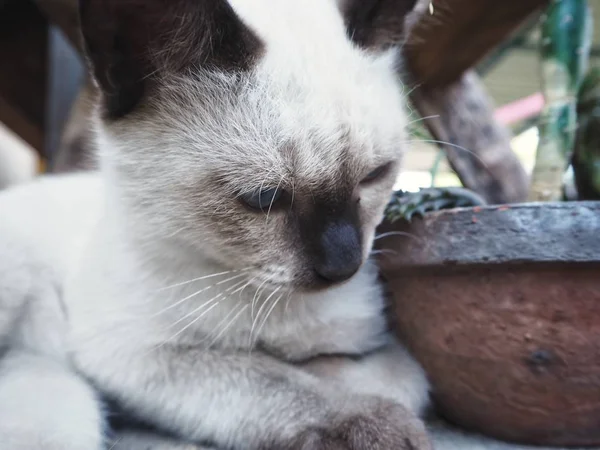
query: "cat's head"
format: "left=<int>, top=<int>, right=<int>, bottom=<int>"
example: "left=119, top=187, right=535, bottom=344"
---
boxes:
left=80, top=0, right=416, bottom=290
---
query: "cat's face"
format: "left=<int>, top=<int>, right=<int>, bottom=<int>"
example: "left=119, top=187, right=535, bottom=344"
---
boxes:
left=82, top=0, right=415, bottom=290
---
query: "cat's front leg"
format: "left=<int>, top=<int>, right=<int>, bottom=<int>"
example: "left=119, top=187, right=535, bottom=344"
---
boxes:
left=0, top=351, right=103, bottom=450
left=75, top=345, right=432, bottom=450
left=301, top=339, right=431, bottom=416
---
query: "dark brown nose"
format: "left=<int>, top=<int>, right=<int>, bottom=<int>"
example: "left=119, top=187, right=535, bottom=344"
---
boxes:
left=313, top=220, right=362, bottom=283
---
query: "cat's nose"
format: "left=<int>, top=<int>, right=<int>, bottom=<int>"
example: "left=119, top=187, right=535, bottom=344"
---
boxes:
left=314, top=221, right=362, bottom=283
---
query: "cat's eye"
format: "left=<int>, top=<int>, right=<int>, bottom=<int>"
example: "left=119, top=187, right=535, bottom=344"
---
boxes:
left=360, top=162, right=391, bottom=184
left=240, top=187, right=284, bottom=211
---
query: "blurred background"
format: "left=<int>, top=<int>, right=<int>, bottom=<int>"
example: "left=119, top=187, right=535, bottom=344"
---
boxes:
left=397, top=5, right=600, bottom=192
left=0, top=0, right=598, bottom=201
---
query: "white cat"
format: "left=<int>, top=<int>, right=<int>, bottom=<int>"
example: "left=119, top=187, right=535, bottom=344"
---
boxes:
left=0, top=1, right=591, bottom=449
left=0, top=0, right=458, bottom=450
left=0, top=0, right=434, bottom=448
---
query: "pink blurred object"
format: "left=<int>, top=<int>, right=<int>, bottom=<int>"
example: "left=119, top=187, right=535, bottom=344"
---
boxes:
left=494, top=92, right=544, bottom=126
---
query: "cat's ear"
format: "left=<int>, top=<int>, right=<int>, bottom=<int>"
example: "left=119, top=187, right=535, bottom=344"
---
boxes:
left=78, top=0, right=262, bottom=118
left=341, top=0, right=417, bottom=50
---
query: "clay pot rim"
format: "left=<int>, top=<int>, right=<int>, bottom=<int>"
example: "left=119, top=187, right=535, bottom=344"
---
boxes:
left=376, top=200, right=600, bottom=268
left=419, top=200, right=600, bottom=217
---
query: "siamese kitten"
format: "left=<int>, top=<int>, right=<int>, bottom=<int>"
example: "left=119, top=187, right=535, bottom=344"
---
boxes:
left=0, top=0, right=433, bottom=448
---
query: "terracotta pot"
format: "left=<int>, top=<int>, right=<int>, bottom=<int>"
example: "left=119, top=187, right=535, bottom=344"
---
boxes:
left=375, top=201, right=600, bottom=447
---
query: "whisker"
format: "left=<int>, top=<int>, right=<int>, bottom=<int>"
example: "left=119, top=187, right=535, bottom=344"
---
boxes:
left=202, top=303, right=242, bottom=341
left=231, top=278, right=256, bottom=297
left=164, top=226, right=188, bottom=239
left=153, top=300, right=223, bottom=352
left=164, top=292, right=225, bottom=331
left=256, top=167, right=274, bottom=213
left=164, top=277, right=247, bottom=329
left=249, top=286, right=281, bottom=348
left=145, top=278, right=252, bottom=355
left=156, top=269, right=248, bottom=292
left=215, top=272, right=250, bottom=286
left=284, top=290, right=293, bottom=317
left=108, top=438, right=123, bottom=450
left=250, top=276, right=273, bottom=322
left=370, top=249, right=400, bottom=257
left=252, top=292, right=284, bottom=350
left=289, top=178, right=296, bottom=211
left=404, top=139, right=489, bottom=169
left=150, top=285, right=216, bottom=317
left=406, top=114, right=439, bottom=127
left=151, top=273, right=248, bottom=318
left=203, top=304, right=249, bottom=349
left=373, top=231, right=425, bottom=244
left=401, top=83, right=422, bottom=100
left=222, top=277, right=253, bottom=295
left=266, top=175, right=285, bottom=222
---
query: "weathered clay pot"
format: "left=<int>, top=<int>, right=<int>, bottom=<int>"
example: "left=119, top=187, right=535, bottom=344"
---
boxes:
left=375, top=201, right=600, bottom=447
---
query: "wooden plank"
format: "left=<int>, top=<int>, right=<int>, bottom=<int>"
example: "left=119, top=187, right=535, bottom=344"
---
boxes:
left=0, top=0, right=48, bottom=155
left=34, top=0, right=82, bottom=52
left=411, top=71, right=530, bottom=204
left=405, top=0, right=549, bottom=88
left=0, top=97, right=44, bottom=151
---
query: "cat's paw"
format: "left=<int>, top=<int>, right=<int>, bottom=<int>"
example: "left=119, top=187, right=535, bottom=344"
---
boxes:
left=285, top=399, right=432, bottom=450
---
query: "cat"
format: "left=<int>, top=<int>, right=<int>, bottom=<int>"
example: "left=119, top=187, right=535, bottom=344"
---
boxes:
left=0, top=0, right=433, bottom=448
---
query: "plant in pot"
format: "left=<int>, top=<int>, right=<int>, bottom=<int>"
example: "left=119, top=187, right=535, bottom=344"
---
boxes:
left=376, top=0, right=600, bottom=447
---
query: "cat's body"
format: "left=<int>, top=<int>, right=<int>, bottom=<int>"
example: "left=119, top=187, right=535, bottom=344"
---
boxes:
left=0, top=179, right=585, bottom=450
left=0, top=174, right=105, bottom=449
left=0, top=174, right=429, bottom=450
left=0, top=1, right=593, bottom=448
left=0, top=0, right=436, bottom=448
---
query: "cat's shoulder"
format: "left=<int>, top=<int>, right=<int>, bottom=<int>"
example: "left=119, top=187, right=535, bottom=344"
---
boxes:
left=0, top=173, right=103, bottom=276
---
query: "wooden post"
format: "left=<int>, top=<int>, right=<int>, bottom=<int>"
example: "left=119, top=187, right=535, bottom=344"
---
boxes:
left=402, top=0, right=548, bottom=204
left=410, top=72, right=530, bottom=204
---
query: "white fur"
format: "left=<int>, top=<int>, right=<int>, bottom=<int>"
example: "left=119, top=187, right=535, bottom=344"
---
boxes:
left=1, top=0, right=421, bottom=446
left=0, top=0, right=587, bottom=449
left=0, top=351, right=103, bottom=450
left=0, top=174, right=583, bottom=449
left=57, top=4, right=422, bottom=447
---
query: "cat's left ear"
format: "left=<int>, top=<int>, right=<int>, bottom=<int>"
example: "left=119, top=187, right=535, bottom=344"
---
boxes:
left=341, top=0, right=418, bottom=50
left=78, top=0, right=262, bottom=119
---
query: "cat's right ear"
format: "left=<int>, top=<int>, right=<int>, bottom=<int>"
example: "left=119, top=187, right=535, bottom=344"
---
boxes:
left=78, top=0, right=262, bottom=119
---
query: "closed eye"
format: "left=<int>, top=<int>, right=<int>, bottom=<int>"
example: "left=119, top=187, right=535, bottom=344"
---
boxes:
left=240, top=187, right=284, bottom=211
left=360, top=162, right=392, bottom=185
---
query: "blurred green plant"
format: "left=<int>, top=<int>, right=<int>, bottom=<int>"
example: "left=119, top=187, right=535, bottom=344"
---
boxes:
left=405, top=111, right=447, bottom=188
left=528, top=0, right=592, bottom=201
left=385, top=187, right=486, bottom=223
left=572, top=66, right=600, bottom=199
left=389, top=0, right=595, bottom=223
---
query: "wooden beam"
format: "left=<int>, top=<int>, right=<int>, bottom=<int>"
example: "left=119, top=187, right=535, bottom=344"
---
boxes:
left=34, top=0, right=82, bottom=52
left=405, top=0, right=549, bottom=88
left=0, top=97, right=43, bottom=151
left=410, top=72, right=530, bottom=204
left=0, top=0, right=48, bottom=155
